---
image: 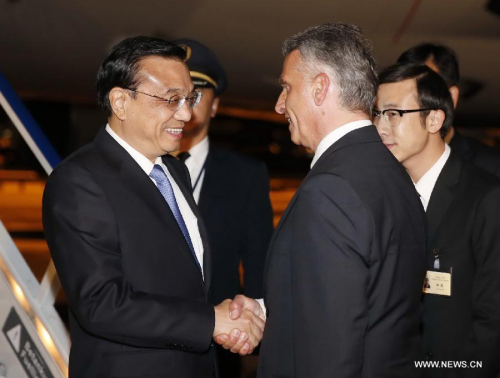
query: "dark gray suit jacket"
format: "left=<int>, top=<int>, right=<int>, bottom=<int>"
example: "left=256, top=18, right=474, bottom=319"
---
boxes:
left=258, top=126, right=427, bottom=378
left=422, top=152, right=500, bottom=378
left=450, top=132, right=500, bottom=178
left=43, top=128, right=216, bottom=378
left=198, top=144, right=273, bottom=305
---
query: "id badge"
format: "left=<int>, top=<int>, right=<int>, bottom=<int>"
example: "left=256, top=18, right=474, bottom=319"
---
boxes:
left=423, top=267, right=452, bottom=296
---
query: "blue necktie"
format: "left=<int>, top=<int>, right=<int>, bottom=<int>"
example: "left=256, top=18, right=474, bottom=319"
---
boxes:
left=149, top=164, right=201, bottom=272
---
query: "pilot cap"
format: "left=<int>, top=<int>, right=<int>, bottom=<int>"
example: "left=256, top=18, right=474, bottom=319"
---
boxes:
left=173, top=39, right=227, bottom=95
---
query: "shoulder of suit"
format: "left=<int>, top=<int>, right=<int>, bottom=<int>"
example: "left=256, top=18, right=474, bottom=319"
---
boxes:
left=50, top=141, right=98, bottom=177
left=457, top=156, right=500, bottom=193
left=299, top=172, right=369, bottom=213
left=464, top=135, right=500, bottom=158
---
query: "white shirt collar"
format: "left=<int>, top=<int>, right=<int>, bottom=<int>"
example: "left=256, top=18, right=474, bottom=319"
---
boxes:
left=311, top=120, right=372, bottom=168
left=414, top=143, right=451, bottom=211
left=105, top=124, right=162, bottom=175
left=187, top=136, right=209, bottom=169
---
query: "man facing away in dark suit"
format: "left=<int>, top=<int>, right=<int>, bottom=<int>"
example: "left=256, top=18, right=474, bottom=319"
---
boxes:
left=42, top=36, right=264, bottom=378
left=398, top=43, right=500, bottom=178
left=225, top=22, right=428, bottom=378
left=170, top=38, right=274, bottom=378
left=375, top=63, right=500, bottom=377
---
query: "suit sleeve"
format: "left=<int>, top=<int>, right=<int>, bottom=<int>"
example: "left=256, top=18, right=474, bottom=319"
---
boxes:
left=451, top=186, right=500, bottom=377
left=42, top=162, right=214, bottom=351
left=289, top=174, right=372, bottom=378
left=241, top=162, right=274, bottom=299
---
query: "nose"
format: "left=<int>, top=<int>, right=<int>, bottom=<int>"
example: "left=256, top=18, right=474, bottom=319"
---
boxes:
left=374, top=119, right=391, bottom=137
left=275, top=90, right=286, bottom=115
left=174, top=100, right=192, bottom=123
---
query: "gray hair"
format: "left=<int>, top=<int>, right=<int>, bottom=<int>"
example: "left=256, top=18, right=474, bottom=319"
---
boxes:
left=283, top=23, right=377, bottom=115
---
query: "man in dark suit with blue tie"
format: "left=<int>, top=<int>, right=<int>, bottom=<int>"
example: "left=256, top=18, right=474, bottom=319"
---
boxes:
left=42, top=36, right=264, bottom=378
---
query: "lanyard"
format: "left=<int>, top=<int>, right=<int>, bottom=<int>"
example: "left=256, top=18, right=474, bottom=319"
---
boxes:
left=192, top=160, right=207, bottom=192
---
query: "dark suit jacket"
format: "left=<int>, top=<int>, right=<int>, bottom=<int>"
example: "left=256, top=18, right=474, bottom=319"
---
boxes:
left=450, top=131, right=500, bottom=178
left=258, top=126, right=427, bottom=378
left=42, top=128, right=216, bottom=378
left=422, top=152, right=500, bottom=378
left=198, top=144, right=273, bottom=304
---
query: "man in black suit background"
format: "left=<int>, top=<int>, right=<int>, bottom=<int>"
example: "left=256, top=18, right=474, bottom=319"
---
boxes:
left=398, top=43, right=500, bottom=178
left=228, top=23, right=427, bottom=378
left=42, top=36, right=264, bottom=378
left=375, top=63, right=500, bottom=377
left=171, top=38, right=274, bottom=378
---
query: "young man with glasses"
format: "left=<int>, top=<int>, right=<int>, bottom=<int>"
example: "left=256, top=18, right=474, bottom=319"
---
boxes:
left=375, top=63, right=500, bottom=377
left=42, top=36, right=264, bottom=378
left=398, top=43, right=500, bottom=178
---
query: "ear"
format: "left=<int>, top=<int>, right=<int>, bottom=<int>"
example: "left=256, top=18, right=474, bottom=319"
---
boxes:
left=109, top=87, right=128, bottom=121
left=449, top=85, right=459, bottom=109
left=211, top=97, right=220, bottom=118
left=311, top=73, right=329, bottom=106
left=426, top=109, right=445, bottom=135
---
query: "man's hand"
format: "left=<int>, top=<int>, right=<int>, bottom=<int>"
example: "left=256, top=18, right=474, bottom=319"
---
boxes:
left=213, top=299, right=265, bottom=355
left=229, top=295, right=265, bottom=321
left=214, top=295, right=266, bottom=355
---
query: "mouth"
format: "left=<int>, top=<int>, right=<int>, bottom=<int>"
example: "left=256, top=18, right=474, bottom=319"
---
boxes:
left=384, top=143, right=396, bottom=150
left=165, top=127, right=183, bottom=138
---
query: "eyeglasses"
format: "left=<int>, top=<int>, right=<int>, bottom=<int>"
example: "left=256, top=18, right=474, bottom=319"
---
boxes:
left=372, top=108, right=433, bottom=128
left=126, top=89, right=202, bottom=111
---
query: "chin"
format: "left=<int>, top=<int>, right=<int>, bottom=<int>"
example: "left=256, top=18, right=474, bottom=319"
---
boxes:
left=163, top=142, right=181, bottom=155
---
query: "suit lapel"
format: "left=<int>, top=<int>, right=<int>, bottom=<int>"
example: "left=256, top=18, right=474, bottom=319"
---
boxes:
left=94, top=129, right=206, bottom=288
left=163, top=155, right=211, bottom=292
left=425, top=153, right=462, bottom=245
left=95, top=128, right=171, bottom=223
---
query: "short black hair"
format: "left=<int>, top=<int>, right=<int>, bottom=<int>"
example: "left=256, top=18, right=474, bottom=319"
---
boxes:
left=378, top=63, right=454, bottom=138
left=397, top=43, right=459, bottom=88
left=97, top=36, right=187, bottom=117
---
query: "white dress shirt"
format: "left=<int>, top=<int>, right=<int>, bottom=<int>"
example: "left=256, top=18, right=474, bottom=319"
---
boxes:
left=414, top=144, right=451, bottom=211
left=184, top=136, right=209, bottom=204
left=106, top=125, right=204, bottom=277
left=311, top=120, right=373, bottom=168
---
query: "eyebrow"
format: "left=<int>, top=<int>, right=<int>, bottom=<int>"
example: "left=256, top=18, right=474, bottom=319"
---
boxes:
left=380, top=103, right=400, bottom=109
left=159, top=86, right=195, bottom=96
left=165, top=88, right=181, bottom=94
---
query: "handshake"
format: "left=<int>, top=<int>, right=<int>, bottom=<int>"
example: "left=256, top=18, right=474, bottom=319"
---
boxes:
left=213, top=295, right=265, bottom=355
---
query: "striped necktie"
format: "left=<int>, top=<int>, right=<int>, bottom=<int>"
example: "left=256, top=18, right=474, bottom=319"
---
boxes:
left=149, top=164, right=201, bottom=272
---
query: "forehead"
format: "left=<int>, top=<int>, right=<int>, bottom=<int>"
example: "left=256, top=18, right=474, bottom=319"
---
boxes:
left=281, top=50, right=303, bottom=80
left=377, top=79, right=418, bottom=107
left=136, top=56, right=193, bottom=93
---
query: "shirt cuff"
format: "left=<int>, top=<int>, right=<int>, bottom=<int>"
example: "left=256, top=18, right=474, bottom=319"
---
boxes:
left=256, top=298, right=267, bottom=320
